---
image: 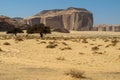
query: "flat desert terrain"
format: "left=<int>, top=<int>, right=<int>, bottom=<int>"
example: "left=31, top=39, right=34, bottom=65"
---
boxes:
left=0, top=31, right=120, bottom=80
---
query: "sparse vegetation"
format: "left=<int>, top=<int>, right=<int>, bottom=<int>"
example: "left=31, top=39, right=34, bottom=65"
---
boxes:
left=60, top=46, right=72, bottom=50
left=65, top=69, right=86, bottom=79
left=92, top=51, right=103, bottom=55
left=6, top=27, right=23, bottom=36
left=104, top=39, right=109, bottom=42
left=3, top=42, right=10, bottom=45
left=79, top=52, right=85, bottom=55
left=111, top=39, right=119, bottom=46
left=56, top=57, right=65, bottom=61
left=61, top=42, right=68, bottom=46
left=82, top=38, right=88, bottom=43
left=40, top=41, right=46, bottom=44
left=46, top=44, right=58, bottom=48
left=91, top=46, right=99, bottom=51
left=0, top=47, right=3, bottom=51
left=15, top=37, right=23, bottom=41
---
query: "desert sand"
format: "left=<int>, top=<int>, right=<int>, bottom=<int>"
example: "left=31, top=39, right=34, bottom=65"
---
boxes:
left=0, top=31, right=120, bottom=80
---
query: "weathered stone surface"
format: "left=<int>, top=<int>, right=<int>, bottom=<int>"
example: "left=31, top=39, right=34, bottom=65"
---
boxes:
left=24, top=7, right=93, bottom=31
left=0, top=16, right=15, bottom=31
left=93, top=24, right=120, bottom=32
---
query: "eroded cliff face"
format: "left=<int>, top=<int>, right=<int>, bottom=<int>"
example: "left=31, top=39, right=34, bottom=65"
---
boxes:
left=93, top=24, right=120, bottom=32
left=24, top=7, right=93, bottom=31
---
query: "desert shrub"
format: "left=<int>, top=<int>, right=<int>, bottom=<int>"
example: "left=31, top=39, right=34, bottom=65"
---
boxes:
left=3, top=42, right=10, bottom=45
left=56, top=57, right=65, bottom=61
left=65, top=69, right=86, bottom=79
left=6, top=27, right=23, bottom=36
left=61, top=42, right=68, bottom=46
left=104, top=39, right=109, bottom=42
left=90, top=43, right=94, bottom=45
left=92, top=51, right=103, bottom=55
left=60, top=46, right=72, bottom=50
left=97, top=45, right=102, bottom=47
left=48, top=41, right=54, bottom=44
left=79, top=52, right=85, bottom=55
left=118, top=48, right=120, bottom=50
left=82, top=38, right=88, bottom=43
left=15, top=37, right=23, bottom=41
left=40, top=41, right=46, bottom=44
left=46, top=44, right=58, bottom=48
left=0, top=48, right=3, bottom=52
left=91, top=46, right=99, bottom=51
left=111, top=39, right=119, bottom=46
left=105, top=43, right=118, bottom=47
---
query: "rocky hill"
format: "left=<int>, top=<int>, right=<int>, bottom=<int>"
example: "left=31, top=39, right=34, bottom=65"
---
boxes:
left=93, top=24, right=120, bottom=32
left=24, top=7, right=93, bottom=31
left=0, top=16, right=28, bottom=31
left=0, top=16, right=16, bottom=31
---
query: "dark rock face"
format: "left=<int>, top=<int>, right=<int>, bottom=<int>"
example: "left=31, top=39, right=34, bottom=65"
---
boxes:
left=0, top=16, right=15, bottom=31
left=24, top=7, right=93, bottom=31
left=0, top=22, right=14, bottom=31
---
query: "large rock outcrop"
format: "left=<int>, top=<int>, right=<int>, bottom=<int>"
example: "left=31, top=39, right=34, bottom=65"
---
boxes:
left=24, top=7, right=93, bottom=31
left=0, top=16, right=29, bottom=31
left=0, top=16, right=15, bottom=31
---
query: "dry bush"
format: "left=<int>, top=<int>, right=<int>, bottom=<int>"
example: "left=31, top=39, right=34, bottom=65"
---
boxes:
left=97, top=45, right=102, bottom=47
left=91, top=46, right=99, bottom=51
left=3, top=42, right=10, bottom=45
left=63, top=37, right=70, bottom=41
left=40, top=41, right=46, bottom=44
left=104, top=39, right=109, bottom=42
left=105, top=44, right=112, bottom=48
left=65, top=69, right=86, bottom=79
left=90, top=44, right=94, bottom=45
left=36, top=39, right=39, bottom=41
left=46, top=44, right=58, bottom=48
left=60, top=46, right=72, bottom=50
left=15, top=37, right=23, bottom=41
left=56, top=57, right=65, bottom=61
left=0, top=48, right=3, bottom=52
left=61, top=42, right=68, bottom=46
left=82, top=38, right=88, bottom=43
left=92, top=51, right=103, bottom=55
left=118, top=48, right=120, bottom=50
left=79, top=52, right=85, bottom=55
left=92, top=39, right=96, bottom=41
left=48, top=41, right=55, bottom=44
left=111, top=39, right=119, bottom=46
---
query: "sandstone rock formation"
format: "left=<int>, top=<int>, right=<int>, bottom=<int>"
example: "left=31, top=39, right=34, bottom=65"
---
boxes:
left=0, top=16, right=29, bottom=31
left=0, top=16, right=15, bottom=31
left=24, top=7, right=93, bottom=31
left=93, top=24, right=120, bottom=32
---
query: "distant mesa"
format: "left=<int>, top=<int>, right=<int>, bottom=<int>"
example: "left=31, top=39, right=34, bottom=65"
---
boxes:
left=24, top=7, right=93, bottom=31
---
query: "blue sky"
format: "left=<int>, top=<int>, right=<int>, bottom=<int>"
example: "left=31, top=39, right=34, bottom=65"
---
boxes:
left=0, top=0, right=120, bottom=25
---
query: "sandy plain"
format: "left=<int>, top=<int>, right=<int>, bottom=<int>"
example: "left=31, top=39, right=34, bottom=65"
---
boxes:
left=0, top=31, right=120, bottom=80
